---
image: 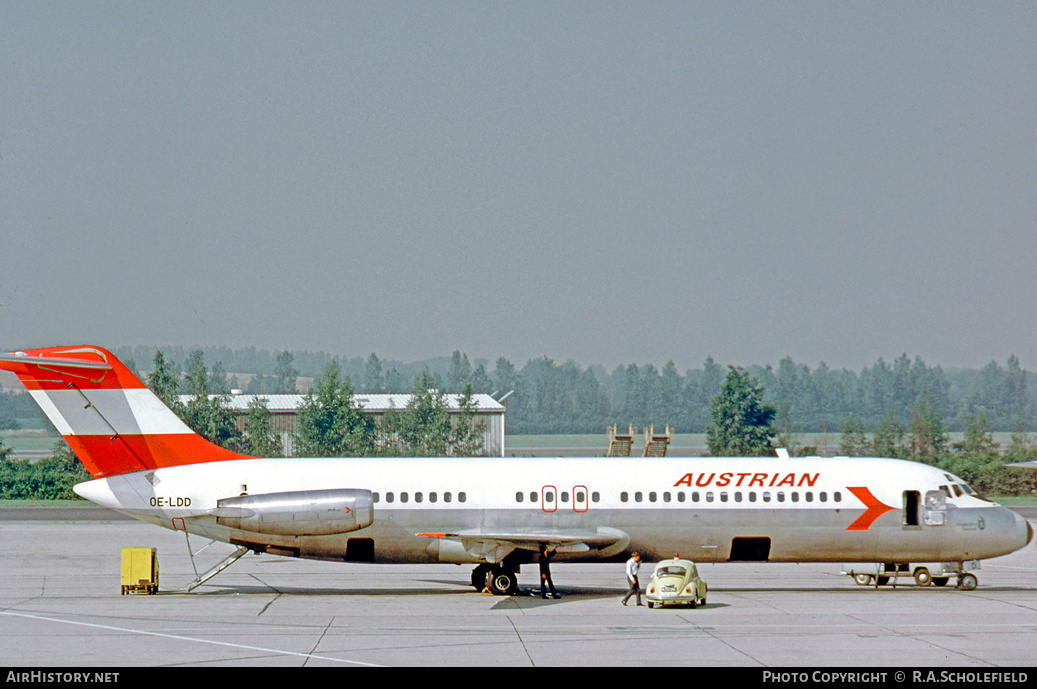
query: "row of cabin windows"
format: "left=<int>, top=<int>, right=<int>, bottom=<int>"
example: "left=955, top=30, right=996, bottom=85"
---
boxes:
left=516, top=490, right=600, bottom=504
left=373, top=490, right=842, bottom=506
left=373, top=492, right=466, bottom=504
left=512, top=490, right=843, bottom=505
left=618, top=490, right=842, bottom=504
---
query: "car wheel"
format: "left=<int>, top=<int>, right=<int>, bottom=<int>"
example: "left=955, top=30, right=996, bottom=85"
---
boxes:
left=957, top=573, right=978, bottom=591
left=853, top=573, right=873, bottom=586
left=913, top=568, right=932, bottom=587
left=932, top=577, right=949, bottom=587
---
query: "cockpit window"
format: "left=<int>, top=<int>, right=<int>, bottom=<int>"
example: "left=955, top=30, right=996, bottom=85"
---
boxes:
left=952, top=484, right=963, bottom=497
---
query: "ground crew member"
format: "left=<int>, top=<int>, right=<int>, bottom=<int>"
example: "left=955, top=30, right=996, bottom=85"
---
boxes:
left=622, top=552, right=642, bottom=606
left=539, top=544, right=558, bottom=599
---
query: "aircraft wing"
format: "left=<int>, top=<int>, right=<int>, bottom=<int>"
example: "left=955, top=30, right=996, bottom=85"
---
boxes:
left=418, top=526, right=629, bottom=563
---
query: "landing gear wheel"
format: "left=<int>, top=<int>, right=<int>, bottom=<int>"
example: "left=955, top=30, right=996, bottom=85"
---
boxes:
left=913, top=567, right=932, bottom=587
left=932, top=577, right=949, bottom=587
left=957, top=572, right=978, bottom=591
left=471, top=564, right=491, bottom=591
left=485, top=566, right=519, bottom=596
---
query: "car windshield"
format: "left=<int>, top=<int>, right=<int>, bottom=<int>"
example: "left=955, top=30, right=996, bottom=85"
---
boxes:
left=657, top=566, right=687, bottom=577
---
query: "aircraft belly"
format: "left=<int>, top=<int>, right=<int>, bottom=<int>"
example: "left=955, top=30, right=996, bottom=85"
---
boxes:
left=133, top=503, right=1025, bottom=566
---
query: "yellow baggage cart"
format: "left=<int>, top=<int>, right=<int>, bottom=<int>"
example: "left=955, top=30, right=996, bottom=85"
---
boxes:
left=120, top=547, right=158, bottom=594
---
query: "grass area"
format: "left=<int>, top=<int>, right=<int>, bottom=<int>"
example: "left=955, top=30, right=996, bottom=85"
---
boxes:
left=1, top=429, right=62, bottom=454
left=0, top=499, right=88, bottom=506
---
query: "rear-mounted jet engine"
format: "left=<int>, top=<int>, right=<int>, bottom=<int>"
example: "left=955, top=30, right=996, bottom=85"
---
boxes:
left=211, top=488, right=374, bottom=537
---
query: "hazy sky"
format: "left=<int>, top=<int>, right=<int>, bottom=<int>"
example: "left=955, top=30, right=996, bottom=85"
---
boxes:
left=2, top=2, right=1035, bottom=372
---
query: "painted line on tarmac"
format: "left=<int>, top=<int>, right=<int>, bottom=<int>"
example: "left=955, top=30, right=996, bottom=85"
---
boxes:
left=0, top=610, right=383, bottom=667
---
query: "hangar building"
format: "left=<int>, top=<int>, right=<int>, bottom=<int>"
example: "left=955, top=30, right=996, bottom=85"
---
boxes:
left=184, top=393, right=506, bottom=457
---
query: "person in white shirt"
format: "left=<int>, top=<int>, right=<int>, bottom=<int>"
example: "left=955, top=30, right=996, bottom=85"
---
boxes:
left=622, top=552, right=642, bottom=606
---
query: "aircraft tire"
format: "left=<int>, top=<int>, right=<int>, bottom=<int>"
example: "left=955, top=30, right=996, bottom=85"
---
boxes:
left=957, top=573, right=978, bottom=591
left=932, top=577, right=949, bottom=587
left=472, top=564, right=492, bottom=591
left=485, top=567, right=518, bottom=596
left=913, top=568, right=932, bottom=587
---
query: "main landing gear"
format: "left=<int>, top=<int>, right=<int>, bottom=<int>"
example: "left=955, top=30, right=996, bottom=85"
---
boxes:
left=471, top=563, right=520, bottom=596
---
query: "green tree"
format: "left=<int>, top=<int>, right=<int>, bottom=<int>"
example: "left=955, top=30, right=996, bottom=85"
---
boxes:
left=294, top=362, right=373, bottom=456
left=363, top=353, right=384, bottom=393
left=871, top=411, right=905, bottom=458
left=450, top=383, right=486, bottom=456
left=839, top=415, right=870, bottom=456
left=954, top=413, right=998, bottom=454
left=398, top=371, right=451, bottom=455
left=179, top=350, right=239, bottom=449
left=241, top=397, right=283, bottom=457
left=147, top=350, right=181, bottom=410
left=907, top=393, right=947, bottom=464
left=448, top=351, right=472, bottom=393
left=274, top=350, right=299, bottom=394
left=707, top=366, right=775, bottom=456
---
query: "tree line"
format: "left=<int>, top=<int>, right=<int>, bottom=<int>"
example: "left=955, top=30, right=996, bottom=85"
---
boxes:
left=2, top=349, right=1035, bottom=499
left=706, top=365, right=1036, bottom=498
left=144, top=350, right=487, bottom=459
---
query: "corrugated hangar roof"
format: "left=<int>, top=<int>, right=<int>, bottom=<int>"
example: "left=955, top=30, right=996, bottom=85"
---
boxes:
left=179, top=393, right=505, bottom=414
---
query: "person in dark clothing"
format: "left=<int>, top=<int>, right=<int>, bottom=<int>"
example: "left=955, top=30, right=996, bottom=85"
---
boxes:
left=539, top=544, right=558, bottom=599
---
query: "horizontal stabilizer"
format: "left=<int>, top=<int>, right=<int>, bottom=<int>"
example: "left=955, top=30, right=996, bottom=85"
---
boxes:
left=0, top=351, right=114, bottom=380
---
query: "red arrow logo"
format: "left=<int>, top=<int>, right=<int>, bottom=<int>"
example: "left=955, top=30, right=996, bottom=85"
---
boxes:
left=845, top=486, right=895, bottom=531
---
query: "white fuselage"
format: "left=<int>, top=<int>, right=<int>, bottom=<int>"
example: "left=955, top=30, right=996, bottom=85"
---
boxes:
left=74, top=455, right=1033, bottom=566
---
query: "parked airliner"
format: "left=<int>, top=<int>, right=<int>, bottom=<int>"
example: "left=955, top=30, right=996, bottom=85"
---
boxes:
left=1, top=346, right=1031, bottom=594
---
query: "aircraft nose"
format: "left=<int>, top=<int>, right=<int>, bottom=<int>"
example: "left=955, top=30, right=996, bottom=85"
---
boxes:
left=1026, top=519, right=1033, bottom=547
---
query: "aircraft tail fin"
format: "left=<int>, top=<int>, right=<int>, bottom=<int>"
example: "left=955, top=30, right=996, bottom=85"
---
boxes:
left=0, top=346, right=248, bottom=478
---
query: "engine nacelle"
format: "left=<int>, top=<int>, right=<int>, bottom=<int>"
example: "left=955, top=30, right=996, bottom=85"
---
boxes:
left=212, top=489, right=374, bottom=536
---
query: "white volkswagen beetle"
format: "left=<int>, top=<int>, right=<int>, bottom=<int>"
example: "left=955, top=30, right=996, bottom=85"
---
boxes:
left=646, top=558, right=708, bottom=609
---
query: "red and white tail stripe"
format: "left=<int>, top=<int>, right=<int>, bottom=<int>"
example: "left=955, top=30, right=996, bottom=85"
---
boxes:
left=0, top=346, right=248, bottom=478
